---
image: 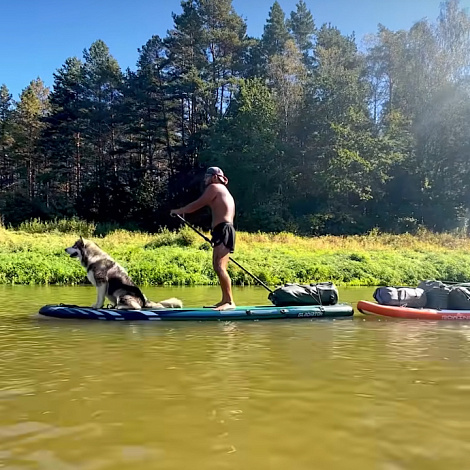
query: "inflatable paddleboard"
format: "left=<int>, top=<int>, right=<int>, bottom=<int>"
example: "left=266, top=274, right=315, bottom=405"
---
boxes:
left=39, top=303, right=354, bottom=321
left=357, top=300, right=470, bottom=320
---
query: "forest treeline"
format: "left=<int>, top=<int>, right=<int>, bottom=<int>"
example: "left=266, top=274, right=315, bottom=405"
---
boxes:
left=1, top=0, right=470, bottom=235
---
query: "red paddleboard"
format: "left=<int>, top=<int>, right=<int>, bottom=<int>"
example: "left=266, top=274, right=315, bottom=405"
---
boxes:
left=357, top=300, right=470, bottom=320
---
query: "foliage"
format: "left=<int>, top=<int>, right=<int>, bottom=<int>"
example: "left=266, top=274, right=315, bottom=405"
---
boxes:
left=1, top=226, right=470, bottom=286
left=261, top=1, right=290, bottom=58
left=15, top=217, right=96, bottom=236
left=0, top=0, right=470, bottom=237
left=287, top=0, right=316, bottom=63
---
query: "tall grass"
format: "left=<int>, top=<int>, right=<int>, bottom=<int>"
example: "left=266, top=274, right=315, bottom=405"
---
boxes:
left=15, top=218, right=96, bottom=237
left=1, top=219, right=470, bottom=286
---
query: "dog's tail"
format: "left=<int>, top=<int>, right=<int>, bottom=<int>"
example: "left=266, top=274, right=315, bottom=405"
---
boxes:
left=144, top=297, right=183, bottom=309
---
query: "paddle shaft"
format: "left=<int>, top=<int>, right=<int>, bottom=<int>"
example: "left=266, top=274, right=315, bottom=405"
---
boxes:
left=174, top=214, right=274, bottom=294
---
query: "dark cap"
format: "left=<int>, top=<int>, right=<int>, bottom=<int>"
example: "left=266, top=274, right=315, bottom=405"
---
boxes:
left=205, top=166, right=228, bottom=184
left=205, top=166, right=225, bottom=176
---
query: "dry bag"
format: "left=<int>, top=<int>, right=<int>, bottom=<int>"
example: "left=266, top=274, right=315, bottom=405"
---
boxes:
left=449, top=286, right=470, bottom=310
left=268, top=282, right=338, bottom=307
left=418, top=280, right=451, bottom=309
left=373, top=287, right=426, bottom=308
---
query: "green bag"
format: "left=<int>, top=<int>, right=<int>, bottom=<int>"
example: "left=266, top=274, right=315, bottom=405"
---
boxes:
left=268, top=282, right=338, bottom=307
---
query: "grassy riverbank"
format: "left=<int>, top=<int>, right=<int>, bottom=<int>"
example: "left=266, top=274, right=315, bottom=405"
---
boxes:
left=1, top=219, right=470, bottom=286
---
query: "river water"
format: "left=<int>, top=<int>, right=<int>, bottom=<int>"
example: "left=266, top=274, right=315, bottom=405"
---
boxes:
left=1, top=285, right=470, bottom=469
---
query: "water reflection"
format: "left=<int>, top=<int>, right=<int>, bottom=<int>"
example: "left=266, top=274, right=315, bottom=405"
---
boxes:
left=2, top=285, right=470, bottom=469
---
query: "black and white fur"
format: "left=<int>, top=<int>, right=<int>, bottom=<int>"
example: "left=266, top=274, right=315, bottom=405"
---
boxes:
left=65, top=237, right=183, bottom=310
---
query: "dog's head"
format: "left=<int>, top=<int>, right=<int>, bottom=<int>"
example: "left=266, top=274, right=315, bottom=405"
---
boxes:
left=65, top=236, right=86, bottom=261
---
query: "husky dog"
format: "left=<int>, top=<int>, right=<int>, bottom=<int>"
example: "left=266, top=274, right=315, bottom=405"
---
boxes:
left=65, top=237, right=183, bottom=310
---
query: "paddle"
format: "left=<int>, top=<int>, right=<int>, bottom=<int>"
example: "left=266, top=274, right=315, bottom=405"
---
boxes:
left=173, top=214, right=274, bottom=294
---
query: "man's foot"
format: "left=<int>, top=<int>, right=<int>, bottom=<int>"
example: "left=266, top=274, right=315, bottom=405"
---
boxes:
left=203, top=301, right=225, bottom=308
left=213, top=302, right=236, bottom=311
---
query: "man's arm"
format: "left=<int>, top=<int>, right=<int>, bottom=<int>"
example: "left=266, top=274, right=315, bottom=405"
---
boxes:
left=171, top=185, right=217, bottom=215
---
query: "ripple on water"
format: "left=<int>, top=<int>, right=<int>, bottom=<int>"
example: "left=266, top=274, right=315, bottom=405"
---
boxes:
left=1, top=286, right=470, bottom=469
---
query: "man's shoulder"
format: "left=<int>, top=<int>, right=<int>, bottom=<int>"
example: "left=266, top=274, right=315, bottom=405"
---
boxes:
left=201, top=184, right=221, bottom=200
left=208, top=183, right=228, bottom=193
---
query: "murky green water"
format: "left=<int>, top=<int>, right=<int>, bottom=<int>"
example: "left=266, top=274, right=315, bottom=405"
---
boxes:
left=2, top=285, right=470, bottom=469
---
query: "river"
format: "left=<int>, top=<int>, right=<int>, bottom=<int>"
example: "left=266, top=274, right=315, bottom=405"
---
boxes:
left=1, top=285, right=470, bottom=469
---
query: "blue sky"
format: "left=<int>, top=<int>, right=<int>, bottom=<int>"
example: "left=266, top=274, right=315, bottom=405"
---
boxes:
left=1, top=0, right=468, bottom=100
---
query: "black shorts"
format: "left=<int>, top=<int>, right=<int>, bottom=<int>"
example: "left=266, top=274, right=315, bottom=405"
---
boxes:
left=211, top=222, right=236, bottom=253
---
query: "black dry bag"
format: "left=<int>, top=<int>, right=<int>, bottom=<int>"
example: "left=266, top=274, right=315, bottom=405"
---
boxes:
left=449, top=285, right=470, bottom=310
left=418, top=280, right=451, bottom=309
left=268, top=282, right=339, bottom=307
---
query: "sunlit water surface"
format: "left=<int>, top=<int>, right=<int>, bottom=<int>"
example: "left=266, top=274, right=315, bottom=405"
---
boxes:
left=1, top=285, right=470, bottom=469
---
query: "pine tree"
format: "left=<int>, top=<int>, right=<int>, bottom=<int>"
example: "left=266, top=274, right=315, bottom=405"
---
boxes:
left=117, top=35, right=176, bottom=225
left=287, top=0, right=315, bottom=64
left=80, top=40, right=124, bottom=219
left=197, top=0, right=248, bottom=119
left=165, top=0, right=206, bottom=167
left=0, top=84, right=14, bottom=193
left=43, top=56, right=85, bottom=208
left=132, top=35, right=174, bottom=172
left=261, top=1, right=290, bottom=58
left=11, top=78, right=50, bottom=200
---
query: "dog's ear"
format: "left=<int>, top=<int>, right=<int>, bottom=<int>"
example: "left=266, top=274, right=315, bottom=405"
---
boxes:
left=79, top=235, right=84, bottom=242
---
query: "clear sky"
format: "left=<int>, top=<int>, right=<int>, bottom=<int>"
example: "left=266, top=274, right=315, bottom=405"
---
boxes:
left=1, top=0, right=468, bottom=100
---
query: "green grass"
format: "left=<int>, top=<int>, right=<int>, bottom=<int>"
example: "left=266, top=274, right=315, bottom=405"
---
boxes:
left=1, top=220, right=470, bottom=286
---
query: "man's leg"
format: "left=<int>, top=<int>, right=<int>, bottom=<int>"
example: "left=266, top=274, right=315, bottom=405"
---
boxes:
left=212, top=244, right=235, bottom=310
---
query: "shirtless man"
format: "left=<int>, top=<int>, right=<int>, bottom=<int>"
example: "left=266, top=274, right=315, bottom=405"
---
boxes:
left=170, top=167, right=236, bottom=311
